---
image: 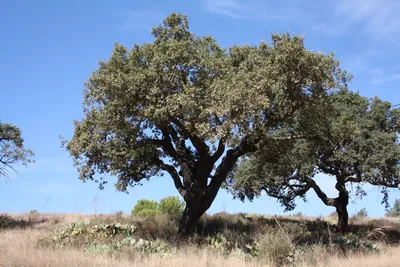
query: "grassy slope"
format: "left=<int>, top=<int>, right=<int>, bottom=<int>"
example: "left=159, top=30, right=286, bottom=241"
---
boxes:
left=1, top=213, right=400, bottom=267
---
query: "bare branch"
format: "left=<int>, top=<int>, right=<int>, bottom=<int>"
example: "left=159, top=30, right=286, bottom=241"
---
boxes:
left=306, top=177, right=336, bottom=206
left=211, top=139, right=225, bottom=163
left=158, top=160, right=186, bottom=197
left=170, top=117, right=210, bottom=157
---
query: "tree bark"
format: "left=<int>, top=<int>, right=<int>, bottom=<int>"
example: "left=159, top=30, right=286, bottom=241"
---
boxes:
left=178, top=203, right=205, bottom=237
left=334, top=179, right=349, bottom=233
left=178, top=192, right=211, bottom=238
left=335, top=197, right=349, bottom=233
left=177, top=138, right=250, bottom=238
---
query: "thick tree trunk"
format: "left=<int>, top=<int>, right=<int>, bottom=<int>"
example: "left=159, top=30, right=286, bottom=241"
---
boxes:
left=335, top=184, right=349, bottom=233
left=336, top=200, right=349, bottom=233
left=176, top=144, right=244, bottom=238
left=178, top=190, right=213, bottom=238
left=178, top=183, right=222, bottom=238
left=178, top=204, right=205, bottom=237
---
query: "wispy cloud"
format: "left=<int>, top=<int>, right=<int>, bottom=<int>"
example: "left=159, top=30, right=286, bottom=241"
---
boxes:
left=311, top=21, right=351, bottom=38
left=368, top=69, right=400, bottom=85
left=204, top=0, right=400, bottom=41
left=336, top=0, right=400, bottom=41
left=202, top=0, right=303, bottom=21
left=6, top=157, right=75, bottom=179
left=117, top=10, right=165, bottom=32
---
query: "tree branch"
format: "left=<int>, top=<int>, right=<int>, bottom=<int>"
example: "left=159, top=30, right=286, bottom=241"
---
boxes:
left=210, top=139, right=225, bottom=163
left=170, top=117, right=210, bottom=158
left=306, top=177, right=336, bottom=206
left=158, top=160, right=186, bottom=197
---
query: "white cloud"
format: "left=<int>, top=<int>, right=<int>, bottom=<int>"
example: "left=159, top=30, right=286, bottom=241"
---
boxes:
left=6, top=157, right=75, bottom=179
left=202, top=0, right=303, bottom=21
left=369, top=71, right=400, bottom=85
left=336, top=0, right=400, bottom=41
left=203, top=0, right=400, bottom=41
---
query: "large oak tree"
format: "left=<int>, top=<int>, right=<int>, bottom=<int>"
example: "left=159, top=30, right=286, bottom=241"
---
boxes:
left=65, top=13, right=348, bottom=236
left=228, top=89, right=400, bottom=232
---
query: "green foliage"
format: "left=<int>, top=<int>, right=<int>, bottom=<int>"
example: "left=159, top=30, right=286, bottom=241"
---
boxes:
left=64, top=12, right=348, bottom=235
left=158, top=196, right=185, bottom=221
left=229, top=89, right=400, bottom=232
left=131, top=200, right=160, bottom=217
left=38, top=212, right=387, bottom=263
left=46, top=222, right=137, bottom=248
left=42, top=220, right=172, bottom=258
left=131, top=197, right=184, bottom=221
left=0, top=121, right=34, bottom=178
left=386, top=199, right=400, bottom=217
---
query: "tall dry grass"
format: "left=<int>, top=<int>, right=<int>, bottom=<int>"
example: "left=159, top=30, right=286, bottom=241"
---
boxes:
left=1, top=213, right=400, bottom=267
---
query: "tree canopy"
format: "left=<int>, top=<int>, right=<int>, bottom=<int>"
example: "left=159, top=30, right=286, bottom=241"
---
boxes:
left=65, top=13, right=349, bottom=236
left=0, top=121, right=34, bottom=178
left=228, top=89, right=400, bottom=232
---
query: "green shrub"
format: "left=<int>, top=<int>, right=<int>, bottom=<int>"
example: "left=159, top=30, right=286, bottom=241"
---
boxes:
left=159, top=196, right=184, bottom=221
left=131, top=197, right=184, bottom=221
left=43, top=222, right=137, bottom=248
left=131, top=200, right=160, bottom=217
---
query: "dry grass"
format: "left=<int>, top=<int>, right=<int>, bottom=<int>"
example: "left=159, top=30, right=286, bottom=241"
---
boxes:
left=0, top=228, right=259, bottom=267
left=1, top=213, right=400, bottom=267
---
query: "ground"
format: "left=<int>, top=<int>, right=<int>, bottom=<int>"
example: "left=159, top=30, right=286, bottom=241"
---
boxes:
left=1, top=212, right=400, bottom=267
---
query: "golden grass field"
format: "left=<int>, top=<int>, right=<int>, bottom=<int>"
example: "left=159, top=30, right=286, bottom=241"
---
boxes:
left=1, top=213, right=400, bottom=267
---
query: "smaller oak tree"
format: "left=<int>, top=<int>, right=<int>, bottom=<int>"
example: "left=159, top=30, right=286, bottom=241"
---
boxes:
left=0, top=121, right=34, bottom=178
left=228, top=90, right=400, bottom=232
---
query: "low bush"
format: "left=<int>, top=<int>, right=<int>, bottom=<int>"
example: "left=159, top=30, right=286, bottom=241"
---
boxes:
left=42, top=222, right=137, bottom=248
left=131, top=196, right=185, bottom=222
left=159, top=196, right=185, bottom=221
left=131, top=200, right=160, bottom=217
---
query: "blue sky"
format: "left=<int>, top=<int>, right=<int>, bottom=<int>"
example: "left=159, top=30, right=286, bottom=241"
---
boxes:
left=1, top=0, right=400, bottom=217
